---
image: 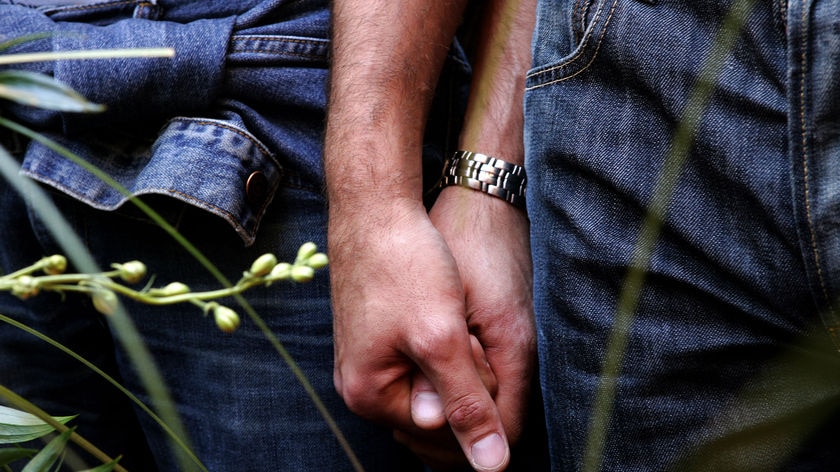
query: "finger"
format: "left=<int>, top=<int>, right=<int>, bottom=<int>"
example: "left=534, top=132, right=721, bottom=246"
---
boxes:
left=411, top=335, right=497, bottom=431
left=411, top=371, right=446, bottom=429
left=481, top=326, right=536, bottom=446
left=412, top=329, right=510, bottom=472
left=470, top=334, right=498, bottom=398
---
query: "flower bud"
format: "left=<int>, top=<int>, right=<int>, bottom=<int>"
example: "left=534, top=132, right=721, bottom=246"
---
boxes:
left=268, top=262, right=292, bottom=280
left=249, top=253, right=278, bottom=277
left=290, top=265, right=315, bottom=283
left=153, top=282, right=190, bottom=297
left=295, top=242, right=318, bottom=263
left=92, top=290, right=118, bottom=316
left=12, top=276, right=40, bottom=300
left=116, top=261, right=147, bottom=284
left=307, top=253, right=329, bottom=269
left=43, top=255, right=67, bottom=275
left=213, top=305, right=240, bottom=333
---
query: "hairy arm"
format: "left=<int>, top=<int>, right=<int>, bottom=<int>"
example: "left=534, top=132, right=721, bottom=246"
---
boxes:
left=403, top=0, right=538, bottom=465
left=325, top=1, right=513, bottom=470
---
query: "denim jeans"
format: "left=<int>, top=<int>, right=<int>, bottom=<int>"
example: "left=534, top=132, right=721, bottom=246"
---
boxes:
left=0, top=0, right=465, bottom=470
left=525, top=0, right=840, bottom=470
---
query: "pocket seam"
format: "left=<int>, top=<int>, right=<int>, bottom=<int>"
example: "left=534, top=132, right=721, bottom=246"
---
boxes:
left=526, top=0, right=619, bottom=91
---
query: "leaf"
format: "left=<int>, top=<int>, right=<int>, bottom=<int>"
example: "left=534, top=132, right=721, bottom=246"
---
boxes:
left=0, top=33, right=52, bottom=53
left=0, top=406, right=75, bottom=444
left=0, top=447, right=37, bottom=467
left=21, top=428, right=72, bottom=472
left=0, top=70, right=104, bottom=112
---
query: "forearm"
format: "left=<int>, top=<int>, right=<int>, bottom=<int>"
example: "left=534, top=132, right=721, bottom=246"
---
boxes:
left=459, top=0, right=536, bottom=165
left=426, top=0, right=537, bottom=454
left=324, top=0, right=469, bottom=207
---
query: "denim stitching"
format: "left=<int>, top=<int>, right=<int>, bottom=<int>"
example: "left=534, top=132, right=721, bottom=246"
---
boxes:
left=49, top=0, right=137, bottom=14
left=166, top=117, right=319, bottom=192
left=230, top=35, right=329, bottom=59
left=23, top=172, right=258, bottom=239
left=171, top=118, right=274, bottom=162
left=795, top=0, right=839, bottom=341
left=572, top=0, right=586, bottom=45
left=526, top=0, right=618, bottom=90
left=574, top=0, right=595, bottom=44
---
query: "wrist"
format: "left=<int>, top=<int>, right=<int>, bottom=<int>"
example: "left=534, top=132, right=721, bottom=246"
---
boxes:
left=435, top=150, right=527, bottom=211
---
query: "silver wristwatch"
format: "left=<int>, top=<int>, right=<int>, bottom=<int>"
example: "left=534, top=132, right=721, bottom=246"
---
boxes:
left=437, top=150, right=527, bottom=210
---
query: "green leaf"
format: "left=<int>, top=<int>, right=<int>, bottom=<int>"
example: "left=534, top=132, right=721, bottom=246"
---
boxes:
left=0, top=70, right=105, bottom=112
left=21, top=428, right=72, bottom=472
left=0, top=33, right=52, bottom=53
left=0, top=406, right=75, bottom=444
left=0, top=447, right=37, bottom=467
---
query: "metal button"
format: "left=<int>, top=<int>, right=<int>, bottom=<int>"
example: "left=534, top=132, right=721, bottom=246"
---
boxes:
left=245, top=171, right=269, bottom=207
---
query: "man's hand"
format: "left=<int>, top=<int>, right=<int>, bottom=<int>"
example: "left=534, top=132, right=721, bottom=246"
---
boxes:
left=392, top=186, right=536, bottom=468
left=326, top=0, right=536, bottom=468
left=329, top=196, right=511, bottom=471
left=431, top=185, right=536, bottom=445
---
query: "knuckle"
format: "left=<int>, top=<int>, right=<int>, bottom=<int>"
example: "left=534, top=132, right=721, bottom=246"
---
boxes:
left=409, top=320, right=464, bottom=361
left=445, top=392, right=494, bottom=431
left=337, top=373, right=378, bottom=416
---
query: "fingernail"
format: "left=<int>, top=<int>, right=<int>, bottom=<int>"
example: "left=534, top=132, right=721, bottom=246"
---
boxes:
left=412, top=391, right=444, bottom=423
left=471, top=433, right=508, bottom=471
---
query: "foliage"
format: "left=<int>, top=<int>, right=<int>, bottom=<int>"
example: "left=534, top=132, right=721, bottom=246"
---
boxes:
left=0, top=245, right=328, bottom=334
left=0, top=37, right=361, bottom=472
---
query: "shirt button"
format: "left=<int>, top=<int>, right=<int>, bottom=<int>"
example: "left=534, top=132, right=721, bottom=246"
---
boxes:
left=245, top=171, right=269, bottom=207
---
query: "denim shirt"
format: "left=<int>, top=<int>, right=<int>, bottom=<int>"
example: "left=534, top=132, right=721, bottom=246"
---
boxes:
left=0, top=0, right=332, bottom=245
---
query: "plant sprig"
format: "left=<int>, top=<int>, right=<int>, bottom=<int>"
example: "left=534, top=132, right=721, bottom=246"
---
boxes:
left=0, top=242, right=328, bottom=333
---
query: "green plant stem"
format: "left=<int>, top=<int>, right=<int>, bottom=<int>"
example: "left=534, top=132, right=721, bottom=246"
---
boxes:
left=2, top=270, right=285, bottom=305
left=0, top=314, right=207, bottom=472
left=1, top=260, right=51, bottom=280
left=0, top=49, right=174, bottom=66
left=0, top=144, right=197, bottom=472
left=580, top=1, right=759, bottom=471
left=0, top=116, right=364, bottom=471
left=0, top=384, right=127, bottom=472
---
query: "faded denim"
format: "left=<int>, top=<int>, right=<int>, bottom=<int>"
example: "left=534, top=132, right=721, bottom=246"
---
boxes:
left=0, top=0, right=466, bottom=470
left=525, top=0, right=840, bottom=470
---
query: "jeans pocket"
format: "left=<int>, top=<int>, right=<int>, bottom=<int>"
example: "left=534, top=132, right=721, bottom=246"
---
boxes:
left=527, top=0, right=621, bottom=90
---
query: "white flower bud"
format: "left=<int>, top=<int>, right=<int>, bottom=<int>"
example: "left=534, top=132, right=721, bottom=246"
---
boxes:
left=213, top=305, right=240, bottom=333
left=116, top=261, right=147, bottom=284
left=268, top=262, right=292, bottom=280
left=249, top=253, right=278, bottom=277
left=290, top=265, right=315, bottom=283
left=12, top=276, right=40, bottom=300
left=92, top=290, right=118, bottom=316
left=158, top=282, right=190, bottom=297
left=43, top=255, right=67, bottom=275
left=307, top=253, right=329, bottom=269
left=295, top=242, right=318, bottom=263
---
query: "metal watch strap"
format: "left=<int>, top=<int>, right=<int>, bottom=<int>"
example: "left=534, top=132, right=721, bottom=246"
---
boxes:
left=437, top=150, right=527, bottom=210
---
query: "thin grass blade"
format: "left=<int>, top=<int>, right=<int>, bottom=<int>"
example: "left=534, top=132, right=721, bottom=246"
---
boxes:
left=0, top=447, right=38, bottom=466
left=20, top=428, right=73, bottom=472
left=0, top=70, right=104, bottom=112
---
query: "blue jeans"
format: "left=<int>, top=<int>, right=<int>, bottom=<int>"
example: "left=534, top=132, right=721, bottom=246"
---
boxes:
left=525, top=0, right=840, bottom=470
left=0, top=0, right=465, bottom=470
left=0, top=185, right=420, bottom=471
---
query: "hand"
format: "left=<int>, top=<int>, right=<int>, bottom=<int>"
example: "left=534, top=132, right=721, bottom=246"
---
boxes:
left=427, top=186, right=536, bottom=453
left=329, top=197, right=511, bottom=471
